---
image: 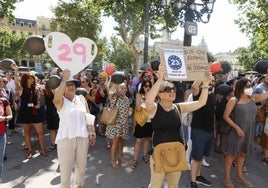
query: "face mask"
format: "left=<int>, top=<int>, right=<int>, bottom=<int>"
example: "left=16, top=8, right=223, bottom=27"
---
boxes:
left=244, top=88, right=253, bottom=96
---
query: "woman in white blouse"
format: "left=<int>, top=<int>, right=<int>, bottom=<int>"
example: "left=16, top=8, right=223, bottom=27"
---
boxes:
left=53, top=69, right=96, bottom=188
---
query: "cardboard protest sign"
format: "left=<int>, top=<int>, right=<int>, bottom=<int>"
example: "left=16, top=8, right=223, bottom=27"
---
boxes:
left=159, top=45, right=209, bottom=81
left=44, top=32, right=97, bottom=77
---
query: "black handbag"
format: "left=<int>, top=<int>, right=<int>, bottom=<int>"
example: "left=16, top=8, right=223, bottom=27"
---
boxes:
left=89, top=101, right=99, bottom=116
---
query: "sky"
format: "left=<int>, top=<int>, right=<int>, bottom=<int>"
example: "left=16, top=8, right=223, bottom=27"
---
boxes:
left=13, top=0, right=250, bottom=55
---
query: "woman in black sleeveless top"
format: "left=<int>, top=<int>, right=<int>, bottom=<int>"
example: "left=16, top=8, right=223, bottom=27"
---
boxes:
left=146, top=63, right=212, bottom=188
left=11, top=63, right=47, bottom=159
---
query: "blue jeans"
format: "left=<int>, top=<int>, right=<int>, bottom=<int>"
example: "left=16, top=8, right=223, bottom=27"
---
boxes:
left=0, top=133, right=6, bottom=183
left=255, top=121, right=263, bottom=137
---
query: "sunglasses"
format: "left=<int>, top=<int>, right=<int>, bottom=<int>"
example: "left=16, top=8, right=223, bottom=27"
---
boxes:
left=160, top=86, right=176, bottom=93
left=144, top=85, right=151, bottom=88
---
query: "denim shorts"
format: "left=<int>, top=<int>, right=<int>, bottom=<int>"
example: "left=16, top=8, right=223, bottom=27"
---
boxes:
left=191, top=128, right=214, bottom=161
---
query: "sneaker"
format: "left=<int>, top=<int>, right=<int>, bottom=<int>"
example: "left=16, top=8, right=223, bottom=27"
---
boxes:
left=190, top=181, right=198, bottom=188
left=196, top=176, right=212, bottom=186
left=202, top=159, right=210, bottom=167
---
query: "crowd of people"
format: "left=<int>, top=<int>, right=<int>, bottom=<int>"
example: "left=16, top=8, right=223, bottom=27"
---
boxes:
left=0, top=61, right=268, bottom=188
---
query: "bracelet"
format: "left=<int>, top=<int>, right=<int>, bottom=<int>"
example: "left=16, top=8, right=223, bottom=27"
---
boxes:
left=4, top=117, right=7, bottom=122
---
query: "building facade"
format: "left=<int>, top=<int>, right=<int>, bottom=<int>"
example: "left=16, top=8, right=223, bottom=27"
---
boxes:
left=0, top=16, right=52, bottom=68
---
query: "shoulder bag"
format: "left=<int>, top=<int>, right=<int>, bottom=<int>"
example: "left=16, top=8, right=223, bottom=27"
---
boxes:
left=100, top=96, right=118, bottom=125
left=152, top=104, right=189, bottom=173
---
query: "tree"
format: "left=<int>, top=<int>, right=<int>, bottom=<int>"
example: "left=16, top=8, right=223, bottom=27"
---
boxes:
left=50, top=0, right=106, bottom=69
left=0, top=26, right=27, bottom=60
left=107, top=36, right=134, bottom=70
left=0, top=0, right=23, bottom=20
left=220, top=61, right=232, bottom=74
left=97, top=0, right=178, bottom=75
left=231, top=0, right=268, bottom=60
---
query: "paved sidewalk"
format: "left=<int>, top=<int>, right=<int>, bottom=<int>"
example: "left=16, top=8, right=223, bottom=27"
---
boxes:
left=1, top=126, right=267, bottom=188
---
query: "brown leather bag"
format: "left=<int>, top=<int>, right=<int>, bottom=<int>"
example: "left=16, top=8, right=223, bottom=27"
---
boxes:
left=100, top=106, right=118, bottom=125
left=152, top=142, right=189, bottom=173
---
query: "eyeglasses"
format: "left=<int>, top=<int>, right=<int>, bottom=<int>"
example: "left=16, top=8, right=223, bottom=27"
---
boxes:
left=160, top=86, right=176, bottom=93
left=245, top=84, right=252, bottom=88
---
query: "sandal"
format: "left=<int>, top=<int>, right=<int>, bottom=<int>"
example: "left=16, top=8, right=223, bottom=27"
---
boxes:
left=142, top=155, right=150, bottom=165
left=106, top=143, right=111, bottom=149
left=118, top=155, right=127, bottom=164
left=110, top=160, right=118, bottom=169
left=242, top=166, right=247, bottom=173
left=26, top=152, right=33, bottom=159
left=262, top=157, right=268, bottom=164
left=223, top=179, right=234, bottom=188
left=20, top=143, right=28, bottom=150
left=235, top=177, right=254, bottom=188
left=48, top=144, right=57, bottom=152
left=41, top=150, right=48, bottom=156
left=130, top=160, right=137, bottom=169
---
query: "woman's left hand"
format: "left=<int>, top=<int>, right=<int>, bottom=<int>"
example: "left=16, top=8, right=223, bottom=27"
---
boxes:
left=203, top=72, right=214, bottom=86
left=89, top=135, right=96, bottom=146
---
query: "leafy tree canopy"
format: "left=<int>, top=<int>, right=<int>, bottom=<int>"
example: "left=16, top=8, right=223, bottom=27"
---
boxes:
left=0, top=0, right=23, bottom=20
left=51, top=0, right=106, bottom=69
left=0, top=26, right=27, bottom=60
left=107, top=36, right=134, bottom=71
left=231, top=0, right=268, bottom=67
left=95, top=0, right=179, bottom=75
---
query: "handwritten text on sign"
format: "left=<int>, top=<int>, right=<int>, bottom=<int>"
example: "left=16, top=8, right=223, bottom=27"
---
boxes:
left=44, top=32, right=97, bottom=77
left=159, top=46, right=208, bottom=81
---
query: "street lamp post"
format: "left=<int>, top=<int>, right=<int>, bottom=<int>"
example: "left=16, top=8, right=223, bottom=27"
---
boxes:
left=144, top=0, right=150, bottom=66
left=161, top=0, right=216, bottom=46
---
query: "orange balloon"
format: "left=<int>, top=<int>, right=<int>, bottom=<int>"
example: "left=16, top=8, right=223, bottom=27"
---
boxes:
left=99, top=71, right=108, bottom=79
left=210, top=62, right=221, bottom=73
left=105, top=65, right=115, bottom=76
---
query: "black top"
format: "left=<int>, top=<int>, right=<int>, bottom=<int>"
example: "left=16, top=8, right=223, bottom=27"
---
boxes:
left=191, top=90, right=216, bottom=132
left=17, top=88, right=44, bottom=123
left=151, top=103, right=183, bottom=147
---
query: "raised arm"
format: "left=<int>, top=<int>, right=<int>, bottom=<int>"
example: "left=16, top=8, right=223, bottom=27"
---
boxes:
left=53, top=69, right=70, bottom=111
left=146, top=63, right=166, bottom=118
left=178, top=73, right=213, bottom=113
left=10, top=63, right=22, bottom=96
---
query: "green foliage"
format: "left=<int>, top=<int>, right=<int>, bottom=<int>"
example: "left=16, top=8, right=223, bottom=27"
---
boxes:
left=96, top=0, right=178, bottom=75
left=220, top=61, right=232, bottom=74
left=231, top=0, right=268, bottom=63
left=51, top=0, right=106, bottom=68
left=0, top=26, right=27, bottom=60
left=107, top=36, right=134, bottom=70
left=235, top=42, right=265, bottom=71
left=0, top=0, right=23, bottom=20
